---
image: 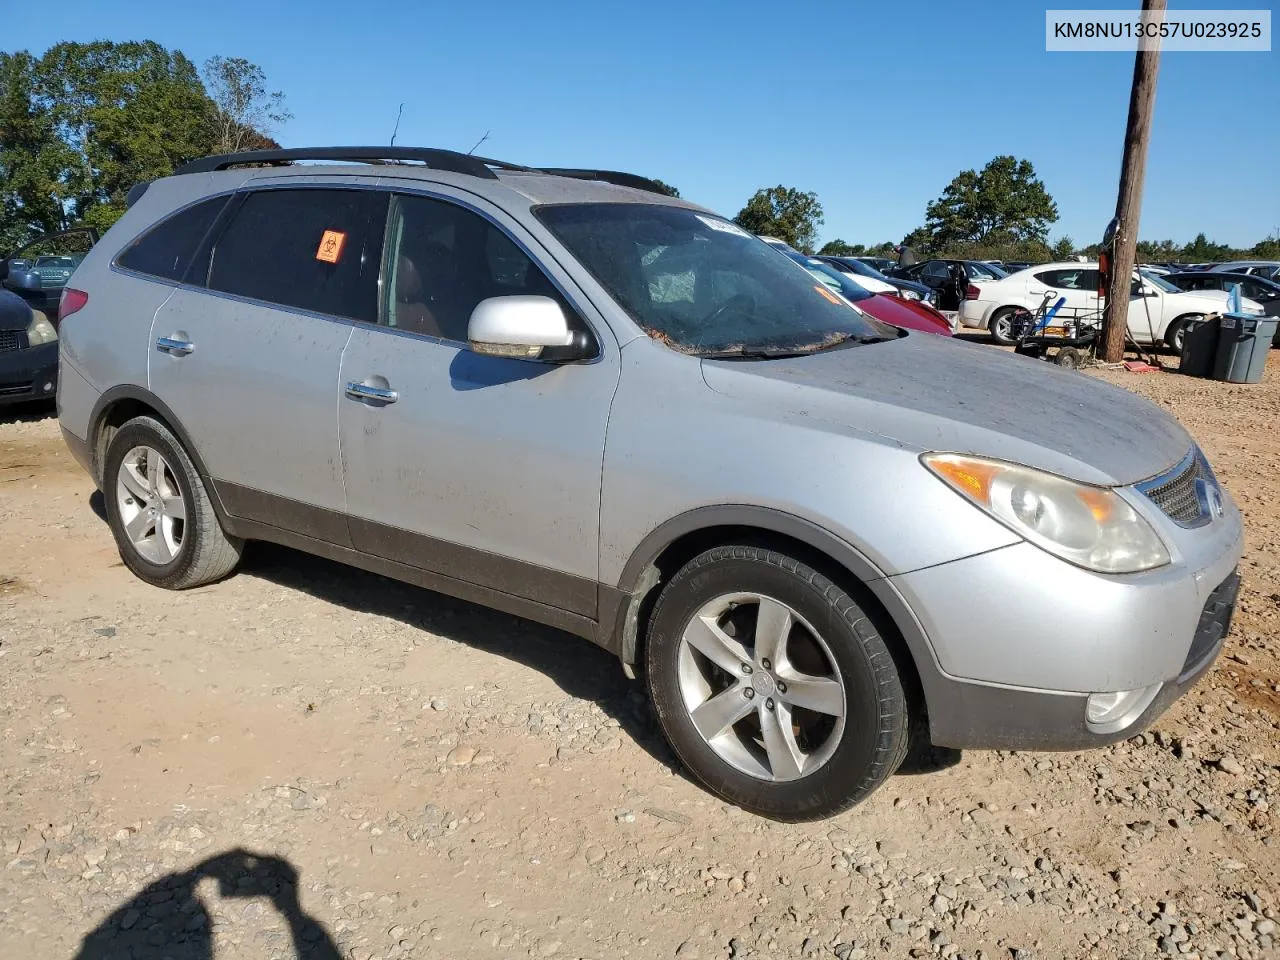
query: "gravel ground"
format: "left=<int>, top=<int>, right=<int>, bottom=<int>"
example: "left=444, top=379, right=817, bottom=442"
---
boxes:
left=1, top=350, right=1278, bottom=960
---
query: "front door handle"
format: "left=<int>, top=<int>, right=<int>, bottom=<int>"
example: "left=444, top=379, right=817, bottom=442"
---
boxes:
left=156, top=336, right=194, bottom=356
left=345, top=381, right=399, bottom=404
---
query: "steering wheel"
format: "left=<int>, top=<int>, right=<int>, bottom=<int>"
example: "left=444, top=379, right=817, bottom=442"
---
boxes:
left=700, top=293, right=756, bottom=328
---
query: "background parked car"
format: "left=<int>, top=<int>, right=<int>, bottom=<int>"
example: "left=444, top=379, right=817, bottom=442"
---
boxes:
left=1208, top=260, right=1280, bottom=282
left=961, top=261, right=1263, bottom=348
left=887, top=259, right=1008, bottom=311
left=814, top=256, right=937, bottom=304
left=775, top=249, right=953, bottom=336
left=854, top=255, right=895, bottom=273
left=0, top=228, right=97, bottom=407
left=1165, top=271, right=1280, bottom=346
left=1, top=228, right=99, bottom=318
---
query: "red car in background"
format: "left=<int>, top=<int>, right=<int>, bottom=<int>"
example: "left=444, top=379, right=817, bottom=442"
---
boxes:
left=856, top=290, right=953, bottom=337
left=777, top=247, right=954, bottom=337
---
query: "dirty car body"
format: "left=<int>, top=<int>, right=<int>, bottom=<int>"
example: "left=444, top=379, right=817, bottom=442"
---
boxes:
left=56, top=147, right=1244, bottom=820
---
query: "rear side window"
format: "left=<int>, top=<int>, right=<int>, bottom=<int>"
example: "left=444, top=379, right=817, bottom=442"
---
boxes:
left=116, top=196, right=229, bottom=282
left=208, top=189, right=385, bottom=322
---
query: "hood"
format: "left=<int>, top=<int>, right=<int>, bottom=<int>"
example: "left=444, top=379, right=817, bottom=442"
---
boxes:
left=0, top=289, right=33, bottom=331
left=701, top=332, right=1192, bottom=487
left=1171, top=287, right=1262, bottom=312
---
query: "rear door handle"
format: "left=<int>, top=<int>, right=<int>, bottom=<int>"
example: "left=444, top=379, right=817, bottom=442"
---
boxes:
left=345, top=381, right=399, bottom=404
left=156, top=336, right=194, bottom=356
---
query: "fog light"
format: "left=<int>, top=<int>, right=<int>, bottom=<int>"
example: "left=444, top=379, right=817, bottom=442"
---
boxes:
left=1085, top=684, right=1162, bottom=733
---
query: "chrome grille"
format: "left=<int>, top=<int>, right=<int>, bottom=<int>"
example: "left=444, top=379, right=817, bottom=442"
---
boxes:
left=0, top=330, right=23, bottom=353
left=1137, top=449, right=1214, bottom=527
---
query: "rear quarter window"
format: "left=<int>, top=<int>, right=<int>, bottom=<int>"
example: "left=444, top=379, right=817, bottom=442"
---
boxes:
left=115, top=196, right=230, bottom=282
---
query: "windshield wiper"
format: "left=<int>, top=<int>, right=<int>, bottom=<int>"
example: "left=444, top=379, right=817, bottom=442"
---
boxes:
left=697, top=346, right=814, bottom=360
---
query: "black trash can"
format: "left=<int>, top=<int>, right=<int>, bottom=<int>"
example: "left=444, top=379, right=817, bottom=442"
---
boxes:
left=1213, top=314, right=1279, bottom=384
left=1179, top=314, right=1221, bottom=377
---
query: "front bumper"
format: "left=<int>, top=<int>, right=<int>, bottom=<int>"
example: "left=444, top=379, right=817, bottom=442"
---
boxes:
left=911, top=570, right=1238, bottom=750
left=880, top=486, right=1244, bottom=751
left=0, top=340, right=58, bottom=405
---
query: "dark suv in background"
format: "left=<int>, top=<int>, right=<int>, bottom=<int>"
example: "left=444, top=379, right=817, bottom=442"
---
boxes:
left=0, top=227, right=98, bottom=407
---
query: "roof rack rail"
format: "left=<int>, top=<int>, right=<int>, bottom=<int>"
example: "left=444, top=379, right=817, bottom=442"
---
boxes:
left=536, top=168, right=670, bottom=196
left=174, top=146, right=524, bottom=179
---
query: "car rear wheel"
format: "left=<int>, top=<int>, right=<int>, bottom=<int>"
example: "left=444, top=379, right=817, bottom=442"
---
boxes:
left=104, top=416, right=243, bottom=589
left=988, top=306, right=1020, bottom=346
left=645, top=545, right=910, bottom=821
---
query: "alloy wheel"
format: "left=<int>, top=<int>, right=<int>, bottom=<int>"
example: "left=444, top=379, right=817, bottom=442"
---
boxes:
left=676, top=592, right=846, bottom=782
left=115, top=445, right=187, bottom=565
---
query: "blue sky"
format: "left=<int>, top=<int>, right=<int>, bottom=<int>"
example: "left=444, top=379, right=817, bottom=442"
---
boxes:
left=7, top=0, right=1278, bottom=248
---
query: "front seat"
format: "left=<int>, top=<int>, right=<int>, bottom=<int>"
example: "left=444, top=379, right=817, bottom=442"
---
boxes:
left=392, top=254, right=442, bottom=338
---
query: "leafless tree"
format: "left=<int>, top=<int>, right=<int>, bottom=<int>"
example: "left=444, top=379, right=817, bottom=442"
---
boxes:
left=201, top=56, right=292, bottom=154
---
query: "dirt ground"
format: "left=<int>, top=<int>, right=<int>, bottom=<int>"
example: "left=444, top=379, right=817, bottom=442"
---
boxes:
left=2, top=349, right=1278, bottom=960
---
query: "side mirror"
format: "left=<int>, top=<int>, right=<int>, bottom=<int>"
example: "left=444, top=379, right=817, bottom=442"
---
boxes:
left=467, top=295, right=592, bottom=362
left=0, top=260, right=8, bottom=282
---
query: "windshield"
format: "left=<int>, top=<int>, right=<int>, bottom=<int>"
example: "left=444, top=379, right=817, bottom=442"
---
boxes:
left=537, top=203, right=894, bottom=354
left=1140, top=270, right=1177, bottom=292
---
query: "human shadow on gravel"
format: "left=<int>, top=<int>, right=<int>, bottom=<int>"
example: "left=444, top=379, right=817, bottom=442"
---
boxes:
left=241, top=543, right=959, bottom=780
left=73, top=848, right=339, bottom=960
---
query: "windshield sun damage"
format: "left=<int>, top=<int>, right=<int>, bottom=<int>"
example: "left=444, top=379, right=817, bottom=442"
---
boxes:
left=536, top=203, right=895, bottom=355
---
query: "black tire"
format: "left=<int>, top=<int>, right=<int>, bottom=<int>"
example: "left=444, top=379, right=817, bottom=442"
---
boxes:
left=1164, top=314, right=1201, bottom=353
left=103, top=415, right=243, bottom=589
left=988, top=306, right=1020, bottom=346
left=645, top=545, right=909, bottom=821
left=1055, top=346, right=1085, bottom=369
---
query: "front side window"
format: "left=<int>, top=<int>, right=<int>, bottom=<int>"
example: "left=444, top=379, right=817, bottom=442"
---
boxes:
left=537, top=203, right=893, bottom=355
left=116, top=197, right=229, bottom=282
left=208, top=189, right=385, bottom=322
left=380, top=194, right=564, bottom=342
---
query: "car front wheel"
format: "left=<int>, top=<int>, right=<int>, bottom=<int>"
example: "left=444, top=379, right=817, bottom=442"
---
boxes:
left=645, top=545, right=910, bottom=821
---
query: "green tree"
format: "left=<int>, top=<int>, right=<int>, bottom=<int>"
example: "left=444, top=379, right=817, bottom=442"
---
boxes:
left=0, top=51, right=81, bottom=250
left=1249, top=234, right=1280, bottom=260
left=36, top=41, right=217, bottom=231
left=650, top=178, right=680, bottom=198
left=202, top=55, right=292, bottom=154
left=818, top=239, right=863, bottom=256
left=1135, top=238, right=1180, bottom=261
left=734, top=186, right=823, bottom=252
left=1180, top=233, right=1233, bottom=263
left=920, top=155, right=1058, bottom=249
left=1050, top=236, right=1075, bottom=260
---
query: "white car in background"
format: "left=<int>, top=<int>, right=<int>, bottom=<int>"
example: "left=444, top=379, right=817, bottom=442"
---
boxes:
left=960, top=262, right=1263, bottom=349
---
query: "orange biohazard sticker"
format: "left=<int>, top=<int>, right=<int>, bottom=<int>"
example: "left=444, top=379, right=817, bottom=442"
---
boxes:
left=315, top=230, right=347, bottom=264
left=814, top=283, right=843, bottom=305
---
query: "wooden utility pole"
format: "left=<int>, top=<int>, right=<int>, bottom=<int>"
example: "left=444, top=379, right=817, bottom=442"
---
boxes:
left=1100, top=0, right=1166, bottom=363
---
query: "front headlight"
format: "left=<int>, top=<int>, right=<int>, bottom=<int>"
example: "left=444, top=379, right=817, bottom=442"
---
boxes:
left=922, top=453, right=1170, bottom=574
left=899, top=288, right=923, bottom=301
left=26, top=310, right=58, bottom=346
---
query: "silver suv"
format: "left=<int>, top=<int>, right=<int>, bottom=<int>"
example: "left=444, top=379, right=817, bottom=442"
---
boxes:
left=57, top=147, right=1244, bottom=821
